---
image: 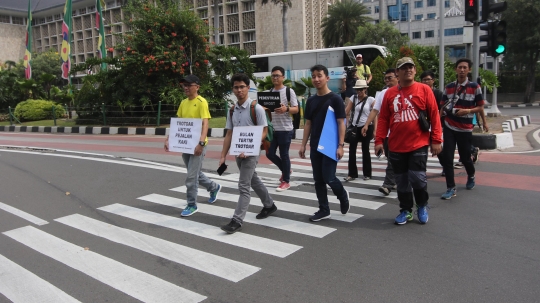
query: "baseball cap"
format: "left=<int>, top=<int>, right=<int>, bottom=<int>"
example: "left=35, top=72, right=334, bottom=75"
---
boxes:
left=356, top=54, right=363, bottom=58
left=180, top=74, right=200, bottom=85
left=396, top=57, right=415, bottom=69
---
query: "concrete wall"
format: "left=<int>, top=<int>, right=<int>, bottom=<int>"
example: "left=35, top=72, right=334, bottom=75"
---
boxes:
left=0, top=23, right=26, bottom=63
left=485, top=92, right=540, bottom=104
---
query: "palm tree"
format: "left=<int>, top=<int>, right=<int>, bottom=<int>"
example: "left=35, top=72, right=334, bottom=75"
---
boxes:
left=321, top=0, right=371, bottom=47
left=261, top=0, right=292, bottom=52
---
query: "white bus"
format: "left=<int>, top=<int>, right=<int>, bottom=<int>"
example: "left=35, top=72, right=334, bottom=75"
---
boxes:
left=249, top=44, right=388, bottom=93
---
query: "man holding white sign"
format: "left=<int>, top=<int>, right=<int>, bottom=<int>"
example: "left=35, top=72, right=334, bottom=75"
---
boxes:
left=219, top=73, right=276, bottom=234
left=164, top=74, right=222, bottom=217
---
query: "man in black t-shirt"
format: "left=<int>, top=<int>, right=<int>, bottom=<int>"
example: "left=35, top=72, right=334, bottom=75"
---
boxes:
left=299, top=64, right=350, bottom=222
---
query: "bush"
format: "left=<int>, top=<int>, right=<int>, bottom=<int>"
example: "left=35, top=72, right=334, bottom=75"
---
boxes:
left=14, top=99, right=66, bottom=121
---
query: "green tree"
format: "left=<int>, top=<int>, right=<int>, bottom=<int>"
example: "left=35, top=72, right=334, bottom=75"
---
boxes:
left=261, top=0, right=292, bottom=52
left=0, top=70, right=24, bottom=108
left=367, top=56, right=388, bottom=96
left=502, top=0, right=540, bottom=103
left=13, top=50, right=62, bottom=85
left=354, top=20, right=409, bottom=49
left=321, top=0, right=371, bottom=47
left=255, top=75, right=292, bottom=91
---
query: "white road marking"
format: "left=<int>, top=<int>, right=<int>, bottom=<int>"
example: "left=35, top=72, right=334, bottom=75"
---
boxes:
left=0, top=201, right=48, bottom=226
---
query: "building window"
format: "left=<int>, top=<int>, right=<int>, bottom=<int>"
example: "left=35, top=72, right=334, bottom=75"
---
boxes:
left=228, top=4, right=238, bottom=14
left=414, top=14, right=423, bottom=20
left=12, top=16, right=24, bottom=25
left=229, top=33, right=240, bottom=44
left=107, top=1, right=115, bottom=8
left=448, top=47, right=466, bottom=58
left=54, top=14, right=62, bottom=20
left=39, top=18, right=46, bottom=24
left=244, top=32, right=255, bottom=42
left=444, top=0, right=450, bottom=8
left=425, top=30, right=434, bottom=38
left=367, top=6, right=372, bottom=13
left=487, top=62, right=493, bottom=69
left=0, top=15, right=9, bottom=24
left=88, top=6, right=96, bottom=12
left=388, top=3, right=409, bottom=21
left=199, top=9, right=208, bottom=18
left=414, top=1, right=423, bottom=8
left=219, top=6, right=223, bottom=15
left=243, top=1, right=255, bottom=11
left=427, top=0, right=436, bottom=7
left=79, top=8, right=86, bottom=14
left=412, top=31, right=421, bottom=39
left=72, top=10, right=78, bottom=16
left=47, top=15, right=53, bottom=22
left=427, top=13, right=436, bottom=19
left=444, top=27, right=464, bottom=36
left=375, top=6, right=380, bottom=13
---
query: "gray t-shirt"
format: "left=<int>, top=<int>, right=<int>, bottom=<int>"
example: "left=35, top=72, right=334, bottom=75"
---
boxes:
left=267, top=87, right=298, bottom=132
left=226, top=98, right=268, bottom=129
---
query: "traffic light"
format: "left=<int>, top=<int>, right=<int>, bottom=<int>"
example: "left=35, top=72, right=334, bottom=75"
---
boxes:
left=465, top=0, right=479, bottom=22
left=482, top=0, right=507, bottom=22
left=479, top=22, right=494, bottom=56
left=479, top=21, right=507, bottom=57
left=492, top=20, right=507, bottom=56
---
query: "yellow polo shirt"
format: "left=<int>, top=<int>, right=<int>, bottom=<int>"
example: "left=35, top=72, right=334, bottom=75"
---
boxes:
left=176, top=95, right=211, bottom=144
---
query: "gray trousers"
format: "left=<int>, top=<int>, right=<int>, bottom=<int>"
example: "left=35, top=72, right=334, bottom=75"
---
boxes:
left=233, top=156, right=273, bottom=224
left=182, top=146, right=219, bottom=206
left=382, top=137, right=396, bottom=188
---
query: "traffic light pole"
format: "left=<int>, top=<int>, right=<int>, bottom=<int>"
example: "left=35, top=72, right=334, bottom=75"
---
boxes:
left=473, top=23, right=479, bottom=84
left=438, top=0, right=444, bottom=90
left=488, top=58, right=501, bottom=117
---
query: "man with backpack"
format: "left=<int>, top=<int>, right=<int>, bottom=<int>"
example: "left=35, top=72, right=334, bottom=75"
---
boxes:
left=219, top=73, right=276, bottom=234
left=265, top=66, right=299, bottom=191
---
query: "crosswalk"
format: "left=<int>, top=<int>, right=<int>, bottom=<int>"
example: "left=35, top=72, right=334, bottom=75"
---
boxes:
left=0, top=151, right=457, bottom=302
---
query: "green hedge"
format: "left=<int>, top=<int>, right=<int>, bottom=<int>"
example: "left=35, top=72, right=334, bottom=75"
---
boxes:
left=498, top=74, right=540, bottom=93
left=14, top=99, right=66, bottom=121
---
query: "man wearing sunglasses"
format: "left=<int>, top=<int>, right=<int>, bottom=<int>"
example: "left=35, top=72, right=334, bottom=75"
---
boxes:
left=164, top=74, right=222, bottom=217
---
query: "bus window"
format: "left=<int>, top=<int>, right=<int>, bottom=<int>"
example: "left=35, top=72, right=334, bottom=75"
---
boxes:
left=292, top=53, right=316, bottom=70
left=349, top=48, right=383, bottom=66
left=269, top=55, right=293, bottom=72
left=251, top=57, right=269, bottom=73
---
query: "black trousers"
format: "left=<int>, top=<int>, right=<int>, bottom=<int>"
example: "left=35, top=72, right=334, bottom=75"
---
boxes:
left=347, top=125, right=373, bottom=178
left=442, top=126, right=475, bottom=189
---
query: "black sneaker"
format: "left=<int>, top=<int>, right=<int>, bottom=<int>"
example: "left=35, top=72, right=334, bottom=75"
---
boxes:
left=256, top=203, right=277, bottom=219
left=340, top=190, right=350, bottom=214
left=309, top=210, right=331, bottom=222
left=454, top=162, right=464, bottom=169
left=472, top=147, right=479, bottom=164
left=378, top=186, right=391, bottom=196
left=221, top=219, right=242, bottom=234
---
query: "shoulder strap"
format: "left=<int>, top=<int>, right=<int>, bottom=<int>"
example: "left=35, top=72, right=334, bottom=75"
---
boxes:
left=354, top=97, right=367, bottom=126
left=250, top=100, right=258, bottom=125
left=229, top=105, right=234, bottom=120
left=286, top=87, right=291, bottom=103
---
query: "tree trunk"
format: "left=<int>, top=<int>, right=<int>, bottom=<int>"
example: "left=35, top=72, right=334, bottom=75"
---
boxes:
left=213, top=0, right=220, bottom=45
left=524, top=50, right=539, bottom=103
left=282, top=5, right=288, bottom=52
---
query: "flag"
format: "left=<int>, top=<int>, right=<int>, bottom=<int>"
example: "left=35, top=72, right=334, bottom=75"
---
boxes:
left=24, top=0, right=32, bottom=79
left=95, top=0, right=106, bottom=70
left=60, top=0, right=72, bottom=80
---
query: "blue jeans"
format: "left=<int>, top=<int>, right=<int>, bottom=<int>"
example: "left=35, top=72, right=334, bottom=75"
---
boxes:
left=182, top=146, right=219, bottom=207
left=310, top=150, right=347, bottom=214
left=266, top=130, right=293, bottom=183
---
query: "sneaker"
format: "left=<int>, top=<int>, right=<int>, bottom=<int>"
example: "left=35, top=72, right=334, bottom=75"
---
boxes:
left=441, top=188, right=457, bottom=200
left=466, top=175, right=476, bottom=190
left=181, top=205, right=198, bottom=217
left=378, top=186, right=391, bottom=196
left=279, top=170, right=293, bottom=182
left=454, top=162, right=464, bottom=169
left=309, top=210, right=331, bottom=222
left=256, top=203, right=277, bottom=219
left=363, top=176, right=371, bottom=180
left=394, top=210, right=413, bottom=225
left=208, top=184, right=222, bottom=204
left=221, top=219, right=242, bottom=234
left=340, top=190, right=350, bottom=214
left=441, top=170, right=445, bottom=176
left=472, top=147, right=480, bottom=164
left=416, top=205, right=429, bottom=224
left=276, top=181, right=291, bottom=192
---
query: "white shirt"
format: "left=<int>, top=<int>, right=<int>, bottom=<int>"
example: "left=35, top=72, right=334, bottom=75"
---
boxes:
left=350, top=95, right=375, bottom=126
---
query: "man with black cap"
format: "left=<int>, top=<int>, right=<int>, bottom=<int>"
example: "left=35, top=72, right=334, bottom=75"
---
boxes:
left=374, top=57, right=442, bottom=225
left=164, top=74, right=222, bottom=217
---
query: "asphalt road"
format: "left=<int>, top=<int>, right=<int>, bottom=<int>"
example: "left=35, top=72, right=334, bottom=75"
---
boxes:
left=0, top=115, right=539, bottom=302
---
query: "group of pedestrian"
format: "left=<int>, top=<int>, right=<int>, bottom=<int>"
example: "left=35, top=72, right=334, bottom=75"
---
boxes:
left=164, top=55, right=487, bottom=233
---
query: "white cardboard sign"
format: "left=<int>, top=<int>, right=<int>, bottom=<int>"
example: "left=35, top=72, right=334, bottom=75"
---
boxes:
left=229, top=125, right=263, bottom=156
left=168, top=118, right=202, bottom=154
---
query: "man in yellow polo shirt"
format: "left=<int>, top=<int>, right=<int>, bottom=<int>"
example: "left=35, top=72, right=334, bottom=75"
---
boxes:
left=164, top=74, right=222, bottom=216
left=355, top=54, right=372, bottom=84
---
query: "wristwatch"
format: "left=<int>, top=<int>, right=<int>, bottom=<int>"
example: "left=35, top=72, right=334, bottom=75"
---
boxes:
left=338, top=143, right=345, bottom=147
left=199, top=141, right=206, bottom=146
left=286, top=106, right=290, bottom=112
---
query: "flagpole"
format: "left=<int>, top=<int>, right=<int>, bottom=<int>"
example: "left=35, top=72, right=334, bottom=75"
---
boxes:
left=61, top=0, right=72, bottom=88
left=96, top=0, right=107, bottom=70
left=24, top=0, right=32, bottom=79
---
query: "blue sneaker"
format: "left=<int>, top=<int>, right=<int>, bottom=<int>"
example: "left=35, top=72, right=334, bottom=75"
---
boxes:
left=416, top=205, right=429, bottom=224
left=394, top=210, right=413, bottom=225
left=466, top=176, right=475, bottom=190
left=441, top=188, right=457, bottom=200
left=181, top=205, right=198, bottom=217
left=208, top=184, right=221, bottom=203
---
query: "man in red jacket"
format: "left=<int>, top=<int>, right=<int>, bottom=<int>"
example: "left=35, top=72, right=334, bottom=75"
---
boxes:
left=374, top=57, right=442, bottom=225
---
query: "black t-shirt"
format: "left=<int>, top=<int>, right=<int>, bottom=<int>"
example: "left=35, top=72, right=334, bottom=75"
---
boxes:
left=344, top=76, right=356, bottom=98
left=304, top=92, right=346, bottom=148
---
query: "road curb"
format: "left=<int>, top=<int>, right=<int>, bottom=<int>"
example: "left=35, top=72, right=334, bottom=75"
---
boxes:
left=485, top=102, right=540, bottom=109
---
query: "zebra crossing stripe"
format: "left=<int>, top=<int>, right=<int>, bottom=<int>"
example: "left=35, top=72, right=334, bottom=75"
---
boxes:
left=290, top=157, right=445, bottom=169
left=0, top=201, right=48, bottom=226
left=171, top=187, right=363, bottom=223
left=3, top=226, right=207, bottom=303
left=0, top=253, right=81, bottom=303
left=98, top=203, right=302, bottom=258
left=54, top=214, right=260, bottom=282
left=172, top=180, right=386, bottom=210
left=290, top=163, right=441, bottom=177
left=138, top=194, right=336, bottom=238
